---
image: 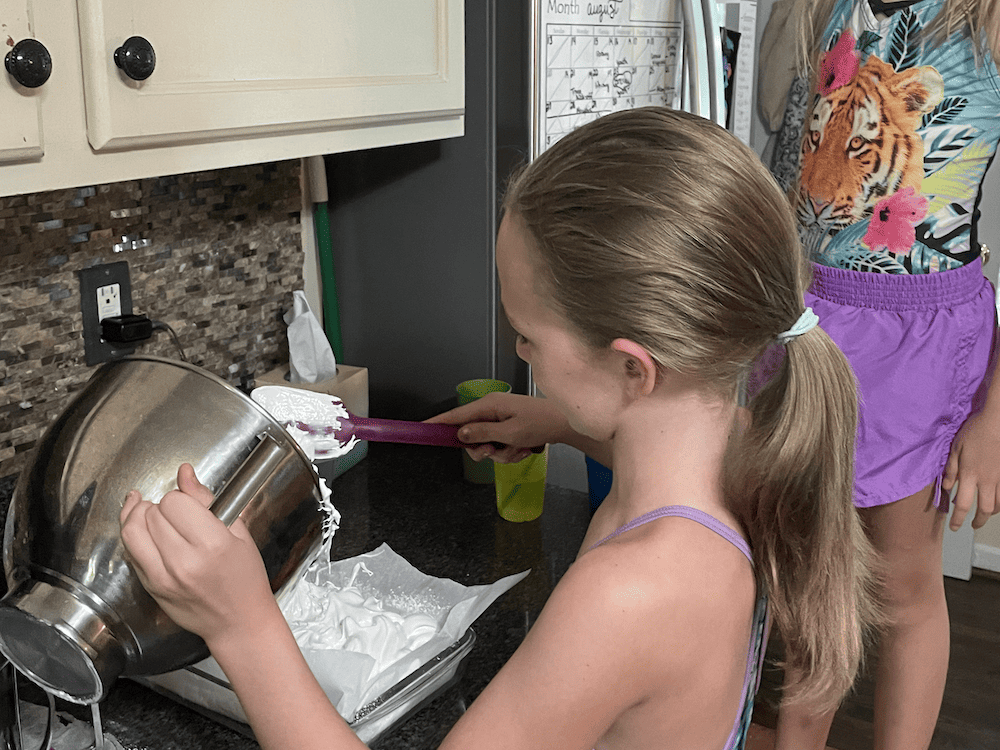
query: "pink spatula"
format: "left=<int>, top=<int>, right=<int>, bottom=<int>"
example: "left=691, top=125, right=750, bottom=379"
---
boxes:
left=292, top=410, right=464, bottom=448
left=251, top=386, right=463, bottom=451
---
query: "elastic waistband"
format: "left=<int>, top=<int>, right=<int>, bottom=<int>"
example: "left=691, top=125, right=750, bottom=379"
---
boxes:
left=809, top=259, right=987, bottom=311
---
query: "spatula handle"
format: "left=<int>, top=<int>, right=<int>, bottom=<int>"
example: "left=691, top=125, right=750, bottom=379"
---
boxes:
left=348, top=416, right=464, bottom=448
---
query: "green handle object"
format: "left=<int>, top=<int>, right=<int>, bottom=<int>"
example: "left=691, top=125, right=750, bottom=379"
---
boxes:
left=314, top=201, right=344, bottom=362
left=307, top=156, right=344, bottom=362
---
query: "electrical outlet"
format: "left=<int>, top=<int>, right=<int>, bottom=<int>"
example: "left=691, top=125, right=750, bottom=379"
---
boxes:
left=96, top=283, right=122, bottom=321
left=78, top=262, right=136, bottom=366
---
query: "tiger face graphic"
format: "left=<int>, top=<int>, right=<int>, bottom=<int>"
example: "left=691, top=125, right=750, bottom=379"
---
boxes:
left=799, top=55, right=944, bottom=229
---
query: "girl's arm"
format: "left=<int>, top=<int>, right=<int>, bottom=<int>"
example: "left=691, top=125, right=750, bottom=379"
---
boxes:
left=119, top=465, right=366, bottom=750
left=209, top=605, right=366, bottom=750
left=427, top=391, right=614, bottom=468
left=120, top=466, right=666, bottom=750
left=943, top=344, right=1000, bottom=530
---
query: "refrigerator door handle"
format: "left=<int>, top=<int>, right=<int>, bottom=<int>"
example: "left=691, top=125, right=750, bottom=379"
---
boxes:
left=681, top=0, right=710, bottom=119
left=681, top=0, right=726, bottom=127
left=703, top=0, right=726, bottom=127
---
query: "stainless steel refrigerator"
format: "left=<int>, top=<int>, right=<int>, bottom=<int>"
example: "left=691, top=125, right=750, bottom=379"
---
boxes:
left=320, top=0, right=724, bottom=422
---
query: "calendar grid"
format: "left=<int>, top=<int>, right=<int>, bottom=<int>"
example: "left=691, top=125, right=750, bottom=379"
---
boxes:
left=543, top=23, right=682, bottom=148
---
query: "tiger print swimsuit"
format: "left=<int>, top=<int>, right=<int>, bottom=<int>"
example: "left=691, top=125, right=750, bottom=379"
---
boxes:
left=769, top=0, right=1000, bottom=509
left=776, top=0, right=1000, bottom=274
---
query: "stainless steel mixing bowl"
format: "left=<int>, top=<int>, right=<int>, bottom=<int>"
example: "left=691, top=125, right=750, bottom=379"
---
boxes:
left=0, top=356, right=327, bottom=704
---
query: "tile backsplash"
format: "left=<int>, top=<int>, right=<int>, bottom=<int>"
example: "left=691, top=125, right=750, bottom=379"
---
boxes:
left=0, top=160, right=304, bottom=480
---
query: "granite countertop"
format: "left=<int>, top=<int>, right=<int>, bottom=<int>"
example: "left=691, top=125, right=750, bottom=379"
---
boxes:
left=1, top=442, right=592, bottom=749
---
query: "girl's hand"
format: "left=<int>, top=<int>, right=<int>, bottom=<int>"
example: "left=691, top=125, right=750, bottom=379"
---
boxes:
left=119, top=463, right=279, bottom=649
left=942, top=406, right=1000, bottom=531
left=427, top=392, right=569, bottom=463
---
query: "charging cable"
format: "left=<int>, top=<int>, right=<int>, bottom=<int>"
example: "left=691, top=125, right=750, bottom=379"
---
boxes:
left=101, top=314, right=188, bottom=362
left=151, top=319, right=188, bottom=362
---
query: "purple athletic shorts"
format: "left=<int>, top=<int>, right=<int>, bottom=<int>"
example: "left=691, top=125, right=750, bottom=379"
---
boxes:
left=806, top=260, right=998, bottom=509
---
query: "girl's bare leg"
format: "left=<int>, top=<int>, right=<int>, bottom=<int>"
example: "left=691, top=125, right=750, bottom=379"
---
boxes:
left=775, top=483, right=947, bottom=750
left=860, top=483, right=948, bottom=750
left=773, top=683, right=837, bottom=750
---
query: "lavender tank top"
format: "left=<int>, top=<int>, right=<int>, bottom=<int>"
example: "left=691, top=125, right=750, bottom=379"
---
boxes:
left=589, top=506, right=770, bottom=750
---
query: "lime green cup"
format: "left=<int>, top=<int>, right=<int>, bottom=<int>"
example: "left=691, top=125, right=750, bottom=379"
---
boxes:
left=456, top=378, right=512, bottom=484
left=494, top=446, right=548, bottom=522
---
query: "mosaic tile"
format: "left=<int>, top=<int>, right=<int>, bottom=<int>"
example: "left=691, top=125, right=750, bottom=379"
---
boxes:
left=0, top=160, right=304, bottom=479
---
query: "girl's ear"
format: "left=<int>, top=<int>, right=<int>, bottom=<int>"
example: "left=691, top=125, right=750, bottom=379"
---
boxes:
left=611, top=338, right=657, bottom=396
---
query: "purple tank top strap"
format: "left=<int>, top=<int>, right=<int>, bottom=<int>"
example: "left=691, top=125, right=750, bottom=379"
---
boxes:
left=589, top=505, right=753, bottom=564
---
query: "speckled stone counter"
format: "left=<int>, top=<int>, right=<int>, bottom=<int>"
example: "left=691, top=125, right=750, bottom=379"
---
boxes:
left=0, top=442, right=592, bottom=749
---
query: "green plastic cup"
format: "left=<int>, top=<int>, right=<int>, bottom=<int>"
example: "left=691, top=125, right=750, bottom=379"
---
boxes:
left=456, top=378, right=512, bottom=484
left=494, top=447, right=547, bottom=522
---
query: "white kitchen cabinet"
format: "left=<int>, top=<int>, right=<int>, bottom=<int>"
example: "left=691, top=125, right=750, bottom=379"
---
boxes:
left=76, top=0, right=463, bottom=151
left=0, top=0, right=44, bottom=164
left=0, top=0, right=464, bottom=197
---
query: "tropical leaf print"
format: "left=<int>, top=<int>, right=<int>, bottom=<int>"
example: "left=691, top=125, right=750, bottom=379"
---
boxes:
left=857, top=30, right=882, bottom=57
left=844, top=249, right=910, bottom=273
left=907, top=240, right=962, bottom=273
left=811, top=213, right=913, bottom=274
left=921, top=137, right=993, bottom=213
left=921, top=97, right=969, bottom=129
left=824, top=30, right=841, bottom=54
left=922, top=125, right=979, bottom=175
left=886, top=9, right=922, bottom=72
left=810, top=219, right=870, bottom=267
left=917, top=137, right=993, bottom=262
left=922, top=200, right=970, bottom=241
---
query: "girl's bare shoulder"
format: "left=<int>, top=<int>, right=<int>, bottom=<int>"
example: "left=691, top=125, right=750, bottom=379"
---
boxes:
left=560, top=515, right=757, bottom=655
left=444, top=515, right=758, bottom=749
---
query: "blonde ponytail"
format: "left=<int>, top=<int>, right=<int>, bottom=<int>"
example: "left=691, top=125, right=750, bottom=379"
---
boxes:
left=728, top=328, right=884, bottom=710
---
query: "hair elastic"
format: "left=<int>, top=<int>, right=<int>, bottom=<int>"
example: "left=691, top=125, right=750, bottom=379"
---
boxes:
left=776, top=307, right=819, bottom=345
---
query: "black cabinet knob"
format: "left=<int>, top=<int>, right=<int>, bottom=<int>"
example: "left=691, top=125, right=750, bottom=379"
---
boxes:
left=113, top=36, right=155, bottom=81
left=4, top=38, right=53, bottom=88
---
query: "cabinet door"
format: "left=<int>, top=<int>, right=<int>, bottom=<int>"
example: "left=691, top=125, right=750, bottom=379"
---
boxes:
left=0, top=0, right=44, bottom=163
left=76, top=0, right=464, bottom=151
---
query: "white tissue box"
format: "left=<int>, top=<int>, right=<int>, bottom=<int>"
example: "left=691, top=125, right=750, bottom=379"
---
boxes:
left=256, top=363, right=370, bottom=481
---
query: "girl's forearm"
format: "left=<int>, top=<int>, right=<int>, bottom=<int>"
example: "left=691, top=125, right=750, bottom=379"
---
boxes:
left=208, top=604, right=367, bottom=750
left=526, top=396, right=614, bottom=468
left=561, top=430, right=613, bottom=469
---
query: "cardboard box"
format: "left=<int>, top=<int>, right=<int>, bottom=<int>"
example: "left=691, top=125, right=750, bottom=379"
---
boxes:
left=256, top=363, right=369, bottom=417
left=255, top=363, right=370, bottom=480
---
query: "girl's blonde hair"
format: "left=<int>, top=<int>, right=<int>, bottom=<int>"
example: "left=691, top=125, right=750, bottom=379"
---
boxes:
left=796, top=0, right=999, bottom=76
left=503, top=107, right=882, bottom=711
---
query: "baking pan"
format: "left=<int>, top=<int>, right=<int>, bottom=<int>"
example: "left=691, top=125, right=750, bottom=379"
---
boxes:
left=136, top=629, right=476, bottom=747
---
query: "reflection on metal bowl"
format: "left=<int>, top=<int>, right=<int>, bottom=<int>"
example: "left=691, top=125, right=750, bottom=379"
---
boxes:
left=0, top=356, right=326, bottom=704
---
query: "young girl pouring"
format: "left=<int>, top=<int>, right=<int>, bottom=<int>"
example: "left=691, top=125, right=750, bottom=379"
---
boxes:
left=120, top=107, right=880, bottom=750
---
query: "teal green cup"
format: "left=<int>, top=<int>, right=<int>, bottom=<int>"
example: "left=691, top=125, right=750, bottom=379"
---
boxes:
left=456, top=379, right=512, bottom=483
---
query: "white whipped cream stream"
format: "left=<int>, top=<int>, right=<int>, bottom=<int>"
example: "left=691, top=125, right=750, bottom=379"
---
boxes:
left=251, top=386, right=437, bottom=671
left=313, top=464, right=340, bottom=563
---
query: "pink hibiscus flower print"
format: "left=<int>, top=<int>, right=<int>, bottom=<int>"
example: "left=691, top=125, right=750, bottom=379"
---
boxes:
left=818, top=30, right=859, bottom=96
left=863, top=187, right=928, bottom=256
